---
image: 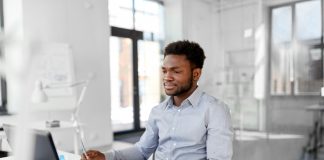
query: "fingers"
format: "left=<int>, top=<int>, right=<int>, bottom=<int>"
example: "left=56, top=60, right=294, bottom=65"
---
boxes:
left=81, top=153, right=90, bottom=160
left=80, top=150, right=105, bottom=160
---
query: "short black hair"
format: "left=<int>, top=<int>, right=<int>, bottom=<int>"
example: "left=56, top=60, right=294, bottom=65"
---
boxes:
left=164, top=40, right=206, bottom=68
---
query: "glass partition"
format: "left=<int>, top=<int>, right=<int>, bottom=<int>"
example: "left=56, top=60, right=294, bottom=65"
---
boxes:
left=109, top=0, right=133, bottom=29
left=110, top=36, right=134, bottom=132
left=270, top=0, right=324, bottom=95
left=294, top=0, right=322, bottom=95
left=270, top=6, right=292, bottom=95
left=296, top=0, right=321, bottom=41
left=138, top=40, right=163, bottom=128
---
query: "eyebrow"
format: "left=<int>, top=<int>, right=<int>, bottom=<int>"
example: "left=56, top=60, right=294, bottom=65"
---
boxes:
left=161, top=66, right=181, bottom=70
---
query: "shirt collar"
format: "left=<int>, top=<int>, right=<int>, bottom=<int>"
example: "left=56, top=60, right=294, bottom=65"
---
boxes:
left=163, top=86, right=204, bottom=109
left=187, top=86, right=203, bottom=108
left=164, top=97, right=173, bottom=110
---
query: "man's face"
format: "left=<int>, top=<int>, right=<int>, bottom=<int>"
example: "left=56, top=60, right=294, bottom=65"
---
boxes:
left=162, top=55, right=195, bottom=96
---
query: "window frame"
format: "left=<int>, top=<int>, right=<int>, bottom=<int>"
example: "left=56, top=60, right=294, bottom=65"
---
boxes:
left=269, top=0, right=324, bottom=96
left=109, top=0, right=164, bottom=135
left=0, top=0, right=7, bottom=115
left=111, top=26, right=144, bottom=135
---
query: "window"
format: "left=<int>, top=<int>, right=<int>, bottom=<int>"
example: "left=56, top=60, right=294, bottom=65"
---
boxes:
left=0, top=0, right=7, bottom=114
left=270, top=0, right=323, bottom=95
left=109, top=0, right=164, bottom=133
left=109, top=0, right=164, bottom=37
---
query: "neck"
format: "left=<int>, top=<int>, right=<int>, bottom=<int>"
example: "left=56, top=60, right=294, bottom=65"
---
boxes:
left=173, top=85, right=198, bottom=107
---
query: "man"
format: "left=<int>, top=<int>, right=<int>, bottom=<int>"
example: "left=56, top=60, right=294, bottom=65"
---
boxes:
left=82, top=40, right=233, bottom=160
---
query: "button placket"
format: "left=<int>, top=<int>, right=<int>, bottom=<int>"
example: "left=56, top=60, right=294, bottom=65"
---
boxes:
left=170, top=106, right=179, bottom=155
left=170, top=109, right=178, bottom=134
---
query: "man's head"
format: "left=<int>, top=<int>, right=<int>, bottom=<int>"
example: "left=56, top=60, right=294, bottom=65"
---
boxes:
left=162, top=40, right=206, bottom=97
left=164, top=40, right=206, bottom=69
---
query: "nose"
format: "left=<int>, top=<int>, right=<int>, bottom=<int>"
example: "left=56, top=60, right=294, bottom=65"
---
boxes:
left=163, top=72, right=173, bottom=81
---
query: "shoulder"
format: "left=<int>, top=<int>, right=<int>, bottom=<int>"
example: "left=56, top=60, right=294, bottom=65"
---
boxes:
left=201, top=93, right=232, bottom=127
left=200, top=92, right=230, bottom=114
left=201, top=93, right=227, bottom=107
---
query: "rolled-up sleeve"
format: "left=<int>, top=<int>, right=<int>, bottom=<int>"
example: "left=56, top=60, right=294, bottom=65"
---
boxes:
left=206, top=102, right=233, bottom=160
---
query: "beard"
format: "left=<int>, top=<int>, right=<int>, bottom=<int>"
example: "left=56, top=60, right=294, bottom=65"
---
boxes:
left=165, top=74, right=194, bottom=96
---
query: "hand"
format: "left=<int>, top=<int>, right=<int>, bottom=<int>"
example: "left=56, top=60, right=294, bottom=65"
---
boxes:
left=80, top=150, right=106, bottom=160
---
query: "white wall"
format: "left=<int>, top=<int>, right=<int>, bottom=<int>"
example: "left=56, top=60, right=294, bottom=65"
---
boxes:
left=164, top=0, right=214, bottom=94
left=164, top=0, right=184, bottom=44
left=3, top=0, right=112, bottom=151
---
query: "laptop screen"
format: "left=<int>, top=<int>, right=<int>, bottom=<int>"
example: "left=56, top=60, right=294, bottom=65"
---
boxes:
left=3, top=124, right=59, bottom=160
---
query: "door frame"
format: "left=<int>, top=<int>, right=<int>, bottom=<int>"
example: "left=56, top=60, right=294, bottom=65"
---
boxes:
left=111, top=26, right=144, bottom=134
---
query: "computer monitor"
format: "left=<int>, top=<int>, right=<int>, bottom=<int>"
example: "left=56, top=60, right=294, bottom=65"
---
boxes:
left=3, top=124, right=60, bottom=160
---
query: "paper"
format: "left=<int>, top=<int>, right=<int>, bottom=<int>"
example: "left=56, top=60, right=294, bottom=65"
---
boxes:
left=34, top=43, right=75, bottom=96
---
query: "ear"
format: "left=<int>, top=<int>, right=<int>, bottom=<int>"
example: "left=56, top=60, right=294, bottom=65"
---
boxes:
left=193, top=68, right=202, bottom=81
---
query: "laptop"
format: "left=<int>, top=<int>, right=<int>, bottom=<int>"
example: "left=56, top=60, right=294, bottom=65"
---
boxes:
left=3, top=124, right=60, bottom=160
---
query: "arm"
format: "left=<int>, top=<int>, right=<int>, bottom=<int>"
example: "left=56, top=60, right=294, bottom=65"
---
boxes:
left=104, top=147, right=146, bottom=160
left=105, top=108, right=159, bottom=160
left=133, top=107, right=159, bottom=159
left=206, top=102, right=233, bottom=160
left=81, top=146, right=145, bottom=160
left=84, top=107, right=160, bottom=160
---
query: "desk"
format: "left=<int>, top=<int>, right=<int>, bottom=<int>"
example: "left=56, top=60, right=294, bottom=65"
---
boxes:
left=0, top=127, right=81, bottom=160
left=0, top=115, right=19, bottom=151
left=0, top=118, right=81, bottom=154
left=0, top=151, right=80, bottom=160
left=0, top=130, right=5, bottom=150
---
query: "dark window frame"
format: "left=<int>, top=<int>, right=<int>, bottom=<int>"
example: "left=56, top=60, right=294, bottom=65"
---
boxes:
left=111, top=26, right=145, bottom=135
left=0, top=0, right=7, bottom=115
left=110, top=0, right=164, bottom=135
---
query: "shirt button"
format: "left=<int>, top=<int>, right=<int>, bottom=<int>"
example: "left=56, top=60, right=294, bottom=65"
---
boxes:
left=178, top=109, right=181, bottom=112
left=173, top=143, right=176, bottom=146
left=172, top=127, right=175, bottom=130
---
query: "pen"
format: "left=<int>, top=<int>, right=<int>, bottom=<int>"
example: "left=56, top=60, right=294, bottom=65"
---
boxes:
left=80, top=138, right=90, bottom=160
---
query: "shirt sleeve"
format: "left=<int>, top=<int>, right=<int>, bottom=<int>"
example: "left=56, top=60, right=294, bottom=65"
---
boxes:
left=104, top=147, right=146, bottom=160
left=206, top=101, right=233, bottom=160
left=134, top=107, right=159, bottom=159
left=104, top=107, right=160, bottom=160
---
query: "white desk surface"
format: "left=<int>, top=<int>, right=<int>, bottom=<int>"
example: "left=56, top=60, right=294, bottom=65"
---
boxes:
left=0, top=115, right=76, bottom=130
left=0, top=115, right=81, bottom=159
left=0, top=151, right=80, bottom=160
left=0, top=115, right=18, bottom=127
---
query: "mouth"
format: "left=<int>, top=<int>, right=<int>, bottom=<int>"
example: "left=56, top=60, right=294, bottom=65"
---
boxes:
left=164, top=83, right=176, bottom=90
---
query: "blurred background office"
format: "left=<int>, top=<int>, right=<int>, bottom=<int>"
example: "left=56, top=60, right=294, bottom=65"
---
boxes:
left=0, top=0, right=323, bottom=159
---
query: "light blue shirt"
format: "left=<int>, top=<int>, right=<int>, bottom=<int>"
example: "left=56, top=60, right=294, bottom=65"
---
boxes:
left=106, top=87, right=233, bottom=160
